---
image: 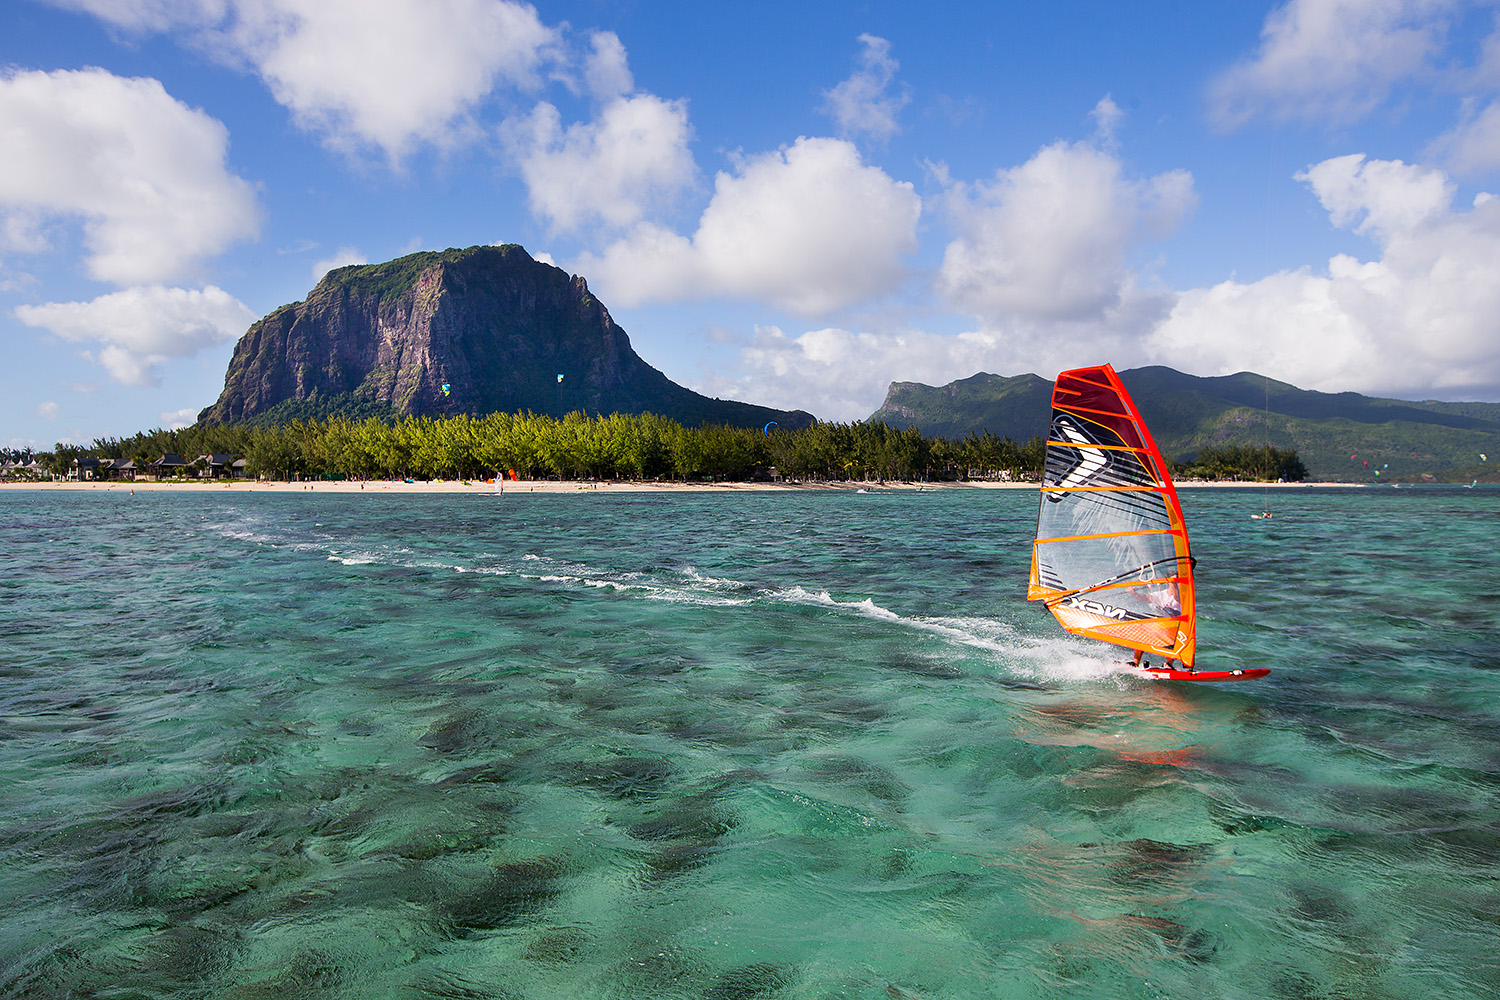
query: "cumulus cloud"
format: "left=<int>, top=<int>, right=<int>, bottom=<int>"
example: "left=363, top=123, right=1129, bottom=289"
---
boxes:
left=696, top=324, right=1004, bottom=421
left=584, top=30, right=633, bottom=101
left=0, top=67, right=259, bottom=284
left=937, top=139, right=1195, bottom=323
left=312, top=245, right=366, bottom=282
left=717, top=151, right=1500, bottom=418
left=579, top=136, right=921, bottom=316
left=15, top=284, right=256, bottom=386
left=821, top=34, right=910, bottom=142
left=34, top=401, right=60, bottom=420
left=502, top=94, right=695, bottom=232
left=705, top=284, right=1180, bottom=421
left=49, top=0, right=562, bottom=161
left=1209, top=0, right=1457, bottom=128
left=1147, top=154, right=1500, bottom=397
left=160, top=407, right=200, bottom=429
left=1296, top=152, right=1452, bottom=235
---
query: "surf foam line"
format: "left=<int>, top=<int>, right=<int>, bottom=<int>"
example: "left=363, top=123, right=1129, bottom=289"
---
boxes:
left=208, top=516, right=1124, bottom=676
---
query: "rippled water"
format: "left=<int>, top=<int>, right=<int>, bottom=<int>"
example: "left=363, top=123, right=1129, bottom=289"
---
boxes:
left=2, top=486, right=1498, bottom=999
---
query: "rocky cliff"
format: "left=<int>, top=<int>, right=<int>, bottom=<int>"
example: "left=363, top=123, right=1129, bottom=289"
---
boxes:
left=198, top=245, right=814, bottom=429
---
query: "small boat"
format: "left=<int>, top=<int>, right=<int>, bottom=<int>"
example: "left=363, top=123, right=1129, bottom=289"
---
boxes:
left=1026, top=365, right=1269, bottom=682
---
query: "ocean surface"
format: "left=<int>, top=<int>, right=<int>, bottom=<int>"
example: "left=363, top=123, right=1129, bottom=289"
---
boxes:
left=2, top=485, right=1498, bottom=999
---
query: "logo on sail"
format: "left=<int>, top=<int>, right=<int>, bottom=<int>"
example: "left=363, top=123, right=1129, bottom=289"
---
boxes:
left=1058, top=595, right=1132, bottom=620
left=1046, top=414, right=1113, bottom=502
left=1045, top=412, right=1152, bottom=502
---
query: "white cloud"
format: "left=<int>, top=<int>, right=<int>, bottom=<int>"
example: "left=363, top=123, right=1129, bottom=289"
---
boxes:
left=584, top=30, right=633, bottom=101
left=700, top=324, right=1002, bottom=421
left=1209, top=0, right=1457, bottom=128
left=15, top=284, right=256, bottom=386
left=820, top=34, right=910, bottom=142
left=937, top=139, right=1195, bottom=323
left=714, top=153, right=1500, bottom=419
left=1295, top=152, right=1452, bottom=236
left=34, top=401, right=60, bottom=420
left=312, top=245, right=366, bottom=282
left=159, top=407, right=199, bottom=429
left=579, top=136, right=921, bottom=316
left=49, top=0, right=562, bottom=161
left=503, top=94, right=695, bottom=232
left=706, top=283, right=1178, bottom=422
left=0, top=211, right=50, bottom=254
left=44, top=0, right=225, bottom=33
left=1147, top=154, right=1500, bottom=397
left=1430, top=99, right=1500, bottom=174
left=1090, top=95, right=1124, bottom=146
left=0, top=67, right=260, bottom=284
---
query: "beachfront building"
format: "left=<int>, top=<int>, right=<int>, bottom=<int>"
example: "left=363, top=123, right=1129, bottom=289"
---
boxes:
left=192, top=458, right=244, bottom=479
left=145, top=453, right=190, bottom=480
left=99, top=458, right=137, bottom=481
left=1, top=459, right=44, bottom=479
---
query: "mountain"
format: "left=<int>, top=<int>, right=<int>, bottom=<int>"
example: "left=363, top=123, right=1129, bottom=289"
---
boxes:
left=198, top=245, right=814, bottom=430
left=868, top=367, right=1500, bottom=482
left=871, top=371, right=1055, bottom=442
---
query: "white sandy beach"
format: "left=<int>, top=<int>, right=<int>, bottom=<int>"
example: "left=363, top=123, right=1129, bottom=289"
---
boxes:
left=0, top=478, right=1353, bottom=494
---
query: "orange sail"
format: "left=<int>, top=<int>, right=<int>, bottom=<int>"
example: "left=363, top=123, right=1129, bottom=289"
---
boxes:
left=1027, top=364, right=1196, bottom=666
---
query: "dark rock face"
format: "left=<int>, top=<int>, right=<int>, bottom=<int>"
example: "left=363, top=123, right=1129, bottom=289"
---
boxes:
left=198, top=245, right=814, bottom=429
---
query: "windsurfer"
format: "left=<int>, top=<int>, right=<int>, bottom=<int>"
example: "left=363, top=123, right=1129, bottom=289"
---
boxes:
left=1131, top=648, right=1194, bottom=673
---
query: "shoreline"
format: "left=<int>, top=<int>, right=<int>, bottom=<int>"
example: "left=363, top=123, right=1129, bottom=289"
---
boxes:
left=0, top=478, right=1359, bottom=494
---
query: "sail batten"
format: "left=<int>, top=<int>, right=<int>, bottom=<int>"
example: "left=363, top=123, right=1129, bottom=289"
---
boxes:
left=1028, top=364, right=1196, bottom=666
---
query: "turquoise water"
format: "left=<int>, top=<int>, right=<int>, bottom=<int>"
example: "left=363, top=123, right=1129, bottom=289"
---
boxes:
left=2, top=486, right=1498, bottom=999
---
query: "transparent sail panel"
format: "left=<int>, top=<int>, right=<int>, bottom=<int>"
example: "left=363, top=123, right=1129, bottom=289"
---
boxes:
left=1028, top=365, right=1196, bottom=664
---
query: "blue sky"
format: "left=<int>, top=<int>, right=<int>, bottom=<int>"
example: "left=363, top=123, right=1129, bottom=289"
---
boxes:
left=4, top=0, right=1500, bottom=449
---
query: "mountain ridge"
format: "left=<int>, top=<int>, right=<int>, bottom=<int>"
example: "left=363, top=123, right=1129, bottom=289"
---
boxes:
left=868, top=367, right=1500, bottom=481
left=198, top=245, right=814, bottom=431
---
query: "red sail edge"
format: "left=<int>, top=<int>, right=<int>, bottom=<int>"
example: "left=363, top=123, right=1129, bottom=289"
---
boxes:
left=1028, top=364, right=1197, bottom=667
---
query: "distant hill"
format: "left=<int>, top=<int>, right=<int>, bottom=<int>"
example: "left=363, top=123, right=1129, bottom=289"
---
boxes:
left=198, top=245, right=814, bottom=431
left=868, top=367, right=1500, bottom=482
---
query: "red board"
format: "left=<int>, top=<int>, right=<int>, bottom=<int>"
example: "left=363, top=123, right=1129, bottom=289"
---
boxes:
left=1140, top=665, right=1271, bottom=683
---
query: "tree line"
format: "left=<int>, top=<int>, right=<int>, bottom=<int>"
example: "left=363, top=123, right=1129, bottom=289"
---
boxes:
left=1172, top=444, right=1308, bottom=482
left=17, top=414, right=1306, bottom=483
left=29, top=412, right=1047, bottom=483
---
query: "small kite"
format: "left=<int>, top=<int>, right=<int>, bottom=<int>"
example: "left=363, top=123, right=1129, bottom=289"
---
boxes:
left=557, top=374, right=565, bottom=383
left=763, top=421, right=777, bottom=436
left=441, top=383, right=451, bottom=396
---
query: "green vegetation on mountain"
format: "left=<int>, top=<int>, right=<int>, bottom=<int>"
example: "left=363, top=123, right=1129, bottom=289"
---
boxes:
left=870, top=366, right=1500, bottom=482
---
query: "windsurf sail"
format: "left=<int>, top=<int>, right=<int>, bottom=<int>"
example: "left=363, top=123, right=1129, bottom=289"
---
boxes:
left=1027, top=364, right=1196, bottom=666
